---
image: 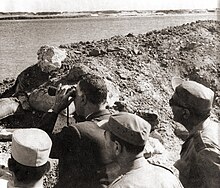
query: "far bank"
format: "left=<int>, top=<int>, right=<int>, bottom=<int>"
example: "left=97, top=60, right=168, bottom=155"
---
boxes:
left=0, top=13, right=217, bottom=81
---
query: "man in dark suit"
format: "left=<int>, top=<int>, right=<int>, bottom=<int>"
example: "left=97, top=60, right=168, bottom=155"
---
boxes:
left=40, top=74, right=117, bottom=188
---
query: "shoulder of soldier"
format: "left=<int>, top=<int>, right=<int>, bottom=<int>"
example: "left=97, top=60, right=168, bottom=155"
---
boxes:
left=193, top=131, right=220, bottom=153
left=147, top=160, right=174, bottom=174
left=147, top=161, right=184, bottom=187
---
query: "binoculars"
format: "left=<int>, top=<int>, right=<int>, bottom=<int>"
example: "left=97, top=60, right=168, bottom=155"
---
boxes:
left=48, top=86, right=76, bottom=98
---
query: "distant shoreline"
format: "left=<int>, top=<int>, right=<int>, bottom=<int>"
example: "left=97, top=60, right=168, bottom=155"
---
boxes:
left=0, top=14, right=88, bottom=20
left=0, top=9, right=217, bottom=21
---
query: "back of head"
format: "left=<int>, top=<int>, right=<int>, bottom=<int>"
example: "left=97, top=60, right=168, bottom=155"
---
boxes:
left=79, top=74, right=108, bottom=105
left=172, top=80, right=214, bottom=116
left=9, top=128, right=52, bottom=183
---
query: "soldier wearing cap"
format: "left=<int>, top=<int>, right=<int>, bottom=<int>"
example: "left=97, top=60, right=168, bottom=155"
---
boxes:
left=103, top=112, right=183, bottom=188
left=0, top=128, right=52, bottom=188
left=169, top=80, right=220, bottom=188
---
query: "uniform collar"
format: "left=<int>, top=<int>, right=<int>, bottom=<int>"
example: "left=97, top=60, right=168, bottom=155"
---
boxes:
left=8, top=181, right=44, bottom=188
left=129, top=156, right=147, bottom=170
left=120, top=156, right=147, bottom=174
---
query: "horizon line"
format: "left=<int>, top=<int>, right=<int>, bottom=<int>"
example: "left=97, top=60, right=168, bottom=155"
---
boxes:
left=0, top=8, right=217, bottom=13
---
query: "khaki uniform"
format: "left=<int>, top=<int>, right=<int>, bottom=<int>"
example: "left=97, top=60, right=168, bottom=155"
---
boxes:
left=0, top=172, right=11, bottom=188
left=108, top=157, right=183, bottom=188
left=175, top=118, right=220, bottom=188
left=0, top=170, right=44, bottom=188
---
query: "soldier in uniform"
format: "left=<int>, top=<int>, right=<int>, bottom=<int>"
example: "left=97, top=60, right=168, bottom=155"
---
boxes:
left=103, top=112, right=183, bottom=188
left=0, top=128, right=52, bottom=188
left=169, top=80, right=220, bottom=188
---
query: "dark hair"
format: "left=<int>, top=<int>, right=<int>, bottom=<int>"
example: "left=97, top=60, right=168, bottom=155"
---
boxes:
left=8, top=156, right=50, bottom=183
left=109, top=132, right=145, bottom=154
left=79, top=74, right=107, bottom=105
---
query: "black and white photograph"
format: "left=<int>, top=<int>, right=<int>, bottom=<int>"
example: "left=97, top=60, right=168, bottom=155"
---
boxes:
left=0, top=0, right=219, bottom=187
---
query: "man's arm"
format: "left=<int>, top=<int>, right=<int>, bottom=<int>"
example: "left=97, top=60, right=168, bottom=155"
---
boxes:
left=38, top=84, right=75, bottom=158
left=39, top=83, right=75, bottom=134
left=39, top=111, right=80, bottom=159
left=39, top=111, right=59, bottom=134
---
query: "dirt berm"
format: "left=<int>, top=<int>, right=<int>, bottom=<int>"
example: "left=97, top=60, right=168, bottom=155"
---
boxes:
left=0, top=20, right=219, bottom=187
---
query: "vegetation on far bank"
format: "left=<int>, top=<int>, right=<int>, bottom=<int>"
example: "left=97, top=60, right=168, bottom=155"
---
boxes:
left=0, top=9, right=217, bottom=20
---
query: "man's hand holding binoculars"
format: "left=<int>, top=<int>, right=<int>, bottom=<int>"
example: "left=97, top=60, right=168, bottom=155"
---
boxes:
left=50, top=84, right=76, bottom=114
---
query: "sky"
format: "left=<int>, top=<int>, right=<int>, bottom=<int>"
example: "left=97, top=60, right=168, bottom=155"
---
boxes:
left=0, top=0, right=219, bottom=12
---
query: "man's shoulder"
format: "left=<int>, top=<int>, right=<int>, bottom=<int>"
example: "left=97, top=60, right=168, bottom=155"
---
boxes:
left=148, top=161, right=174, bottom=174
left=0, top=171, right=13, bottom=188
left=74, top=111, right=110, bottom=132
left=68, top=120, right=105, bottom=141
left=74, top=120, right=99, bottom=130
left=0, top=178, right=8, bottom=188
left=55, top=126, right=82, bottom=145
left=109, top=163, right=182, bottom=188
left=147, top=163, right=183, bottom=187
left=60, top=111, right=110, bottom=141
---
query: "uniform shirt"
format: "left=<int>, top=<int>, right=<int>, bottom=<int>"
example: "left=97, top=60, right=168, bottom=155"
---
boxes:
left=0, top=171, right=44, bottom=188
left=175, top=118, right=220, bottom=188
left=41, top=109, right=113, bottom=188
left=0, top=177, right=10, bottom=188
left=0, top=167, right=12, bottom=188
left=108, top=157, right=183, bottom=188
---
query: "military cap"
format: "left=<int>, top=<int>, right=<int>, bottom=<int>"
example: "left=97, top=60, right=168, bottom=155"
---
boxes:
left=171, top=80, right=214, bottom=115
left=11, top=128, right=52, bottom=167
left=105, top=112, right=151, bottom=146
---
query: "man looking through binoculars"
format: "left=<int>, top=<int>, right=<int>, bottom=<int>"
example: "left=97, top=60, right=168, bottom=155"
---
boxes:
left=39, top=74, right=116, bottom=188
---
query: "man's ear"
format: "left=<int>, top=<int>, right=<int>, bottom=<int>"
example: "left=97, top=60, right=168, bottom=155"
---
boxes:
left=183, top=108, right=190, bottom=119
left=81, top=94, right=87, bottom=105
left=114, top=141, right=122, bottom=156
left=46, top=161, right=51, bottom=173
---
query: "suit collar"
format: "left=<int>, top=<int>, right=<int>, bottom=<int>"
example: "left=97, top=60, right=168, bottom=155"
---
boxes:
left=86, top=109, right=111, bottom=121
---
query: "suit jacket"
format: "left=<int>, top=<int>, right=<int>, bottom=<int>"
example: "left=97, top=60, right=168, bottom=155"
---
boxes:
left=41, top=109, right=114, bottom=188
